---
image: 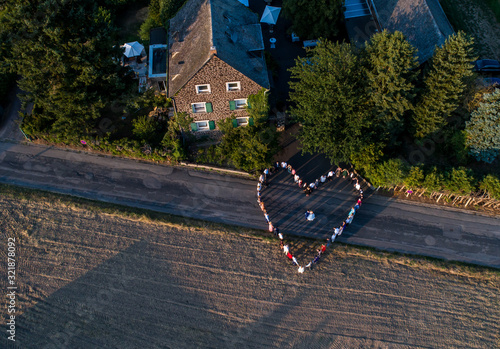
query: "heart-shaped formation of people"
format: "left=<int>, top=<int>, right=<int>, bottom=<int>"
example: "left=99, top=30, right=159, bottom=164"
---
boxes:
left=257, top=161, right=364, bottom=273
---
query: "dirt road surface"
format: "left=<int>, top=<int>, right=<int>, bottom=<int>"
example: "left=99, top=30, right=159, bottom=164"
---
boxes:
left=1, top=195, right=498, bottom=348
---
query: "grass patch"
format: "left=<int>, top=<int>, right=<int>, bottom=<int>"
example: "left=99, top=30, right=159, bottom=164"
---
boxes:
left=1, top=182, right=499, bottom=281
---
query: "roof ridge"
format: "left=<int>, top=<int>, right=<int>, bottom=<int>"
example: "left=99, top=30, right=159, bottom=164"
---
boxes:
left=208, top=0, right=215, bottom=51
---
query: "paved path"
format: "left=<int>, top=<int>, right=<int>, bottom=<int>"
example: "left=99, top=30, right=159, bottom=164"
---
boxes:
left=0, top=140, right=499, bottom=268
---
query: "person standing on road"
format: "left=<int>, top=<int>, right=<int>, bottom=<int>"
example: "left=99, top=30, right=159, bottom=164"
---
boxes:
left=264, top=212, right=270, bottom=223
left=283, top=244, right=289, bottom=254
left=305, top=186, right=312, bottom=196
left=346, top=216, right=353, bottom=226
left=327, top=170, right=334, bottom=181
left=259, top=174, right=264, bottom=183
left=320, top=175, right=326, bottom=184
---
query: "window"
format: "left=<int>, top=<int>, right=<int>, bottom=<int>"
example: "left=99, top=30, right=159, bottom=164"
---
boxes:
left=236, top=117, right=249, bottom=126
left=191, top=120, right=216, bottom=132
left=226, top=81, right=241, bottom=92
left=191, top=102, right=213, bottom=113
left=196, top=120, right=210, bottom=131
left=195, top=84, right=211, bottom=94
left=191, top=102, right=206, bottom=113
left=232, top=117, right=254, bottom=128
left=234, top=99, right=247, bottom=109
left=229, top=99, right=247, bottom=110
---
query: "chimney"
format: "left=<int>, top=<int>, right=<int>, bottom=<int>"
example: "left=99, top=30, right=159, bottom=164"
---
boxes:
left=210, top=45, right=217, bottom=55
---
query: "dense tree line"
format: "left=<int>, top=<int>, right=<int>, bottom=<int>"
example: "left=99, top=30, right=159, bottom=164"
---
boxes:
left=1, top=0, right=137, bottom=140
left=289, top=30, right=499, bottom=196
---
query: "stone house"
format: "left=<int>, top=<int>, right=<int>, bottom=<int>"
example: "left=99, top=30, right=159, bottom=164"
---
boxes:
left=167, top=0, right=269, bottom=133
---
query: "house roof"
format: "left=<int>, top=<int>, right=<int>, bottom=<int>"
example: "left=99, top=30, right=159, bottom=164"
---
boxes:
left=150, top=27, right=167, bottom=45
left=371, top=0, right=455, bottom=63
left=167, top=0, right=269, bottom=96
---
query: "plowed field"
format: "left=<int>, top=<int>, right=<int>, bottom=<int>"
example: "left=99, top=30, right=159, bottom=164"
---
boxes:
left=1, top=193, right=498, bottom=348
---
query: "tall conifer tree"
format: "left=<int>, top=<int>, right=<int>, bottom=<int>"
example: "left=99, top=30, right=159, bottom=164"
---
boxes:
left=412, top=31, right=475, bottom=138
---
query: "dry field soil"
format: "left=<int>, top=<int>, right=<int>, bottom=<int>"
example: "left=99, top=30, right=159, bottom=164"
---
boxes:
left=0, top=193, right=499, bottom=348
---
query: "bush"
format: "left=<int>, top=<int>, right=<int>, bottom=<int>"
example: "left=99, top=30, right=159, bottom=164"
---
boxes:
left=132, top=115, right=161, bottom=143
left=367, top=158, right=408, bottom=187
left=445, top=167, right=475, bottom=195
left=423, top=167, right=445, bottom=193
left=404, top=166, right=424, bottom=189
left=479, top=174, right=500, bottom=200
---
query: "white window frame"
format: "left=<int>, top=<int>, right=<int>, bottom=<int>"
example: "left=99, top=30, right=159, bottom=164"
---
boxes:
left=195, top=84, right=211, bottom=94
left=196, top=120, right=210, bottom=131
left=191, top=102, right=206, bottom=113
left=234, top=98, right=247, bottom=109
left=226, top=81, right=241, bottom=92
left=236, top=117, right=249, bottom=126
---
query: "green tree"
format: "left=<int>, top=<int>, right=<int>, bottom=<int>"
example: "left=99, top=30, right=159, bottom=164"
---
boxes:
left=412, top=31, right=476, bottom=138
left=363, top=30, right=418, bottom=143
left=350, top=143, right=384, bottom=173
left=9, top=0, right=135, bottom=139
left=216, top=118, right=276, bottom=172
left=288, top=40, right=368, bottom=164
left=246, top=88, right=269, bottom=125
left=207, top=89, right=276, bottom=172
left=465, top=89, right=500, bottom=163
left=282, top=0, right=342, bottom=40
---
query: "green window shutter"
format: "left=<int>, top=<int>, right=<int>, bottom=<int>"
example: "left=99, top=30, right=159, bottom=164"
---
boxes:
left=229, top=101, right=236, bottom=111
left=232, top=119, right=238, bottom=128
left=208, top=120, right=216, bottom=130
left=190, top=122, right=198, bottom=131
left=247, top=100, right=251, bottom=109
left=248, top=117, right=254, bottom=126
left=191, top=104, right=196, bottom=113
left=205, top=102, right=213, bottom=112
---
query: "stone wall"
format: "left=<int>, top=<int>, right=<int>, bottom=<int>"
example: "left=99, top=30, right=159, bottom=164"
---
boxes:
left=172, top=55, right=264, bottom=131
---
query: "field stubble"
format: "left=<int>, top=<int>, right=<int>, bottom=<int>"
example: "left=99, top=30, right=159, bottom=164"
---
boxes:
left=0, top=192, right=498, bottom=349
